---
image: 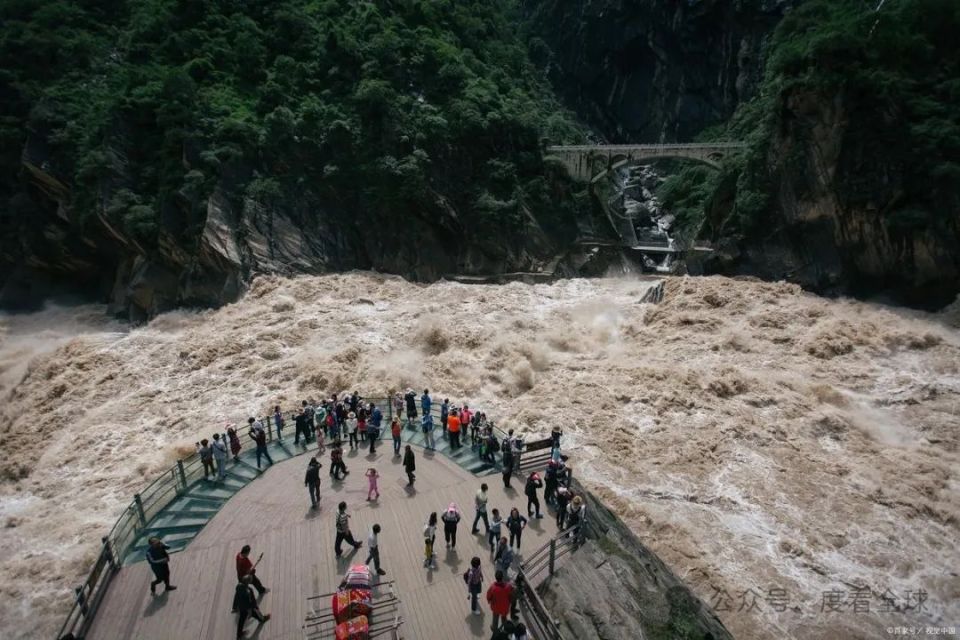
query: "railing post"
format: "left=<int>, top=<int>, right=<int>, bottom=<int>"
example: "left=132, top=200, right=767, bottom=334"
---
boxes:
left=176, top=460, right=187, bottom=491
left=548, top=538, right=556, bottom=576
left=386, top=391, right=392, bottom=423
left=133, top=494, right=146, bottom=528
left=102, top=536, right=118, bottom=570
left=76, top=585, right=88, bottom=616
left=266, top=414, right=273, bottom=441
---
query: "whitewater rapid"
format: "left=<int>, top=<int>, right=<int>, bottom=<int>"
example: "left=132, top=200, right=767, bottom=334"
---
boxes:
left=1, top=274, right=957, bottom=639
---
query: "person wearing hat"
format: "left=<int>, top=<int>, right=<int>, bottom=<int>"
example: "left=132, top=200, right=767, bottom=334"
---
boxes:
left=555, top=486, right=571, bottom=530
left=346, top=411, right=359, bottom=450
left=441, top=502, right=461, bottom=549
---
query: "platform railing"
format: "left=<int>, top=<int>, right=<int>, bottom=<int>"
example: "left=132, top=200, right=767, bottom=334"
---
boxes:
left=54, top=390, right=549, bottom=639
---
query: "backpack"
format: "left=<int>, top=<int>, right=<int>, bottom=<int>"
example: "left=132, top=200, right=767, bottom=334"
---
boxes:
left=502, top=438, right=512, bottom=455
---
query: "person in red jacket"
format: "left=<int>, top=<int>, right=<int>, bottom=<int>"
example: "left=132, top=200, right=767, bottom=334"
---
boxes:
left=235, top=545, right=267, bottom=597
left=485, top=569, right=515, bottom=633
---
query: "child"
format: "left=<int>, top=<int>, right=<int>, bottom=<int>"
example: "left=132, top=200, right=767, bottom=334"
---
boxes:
left=423, top=512, right=438, bottom=570
left=365, top=468, right=380, bottom=501
left=463, top=556, right=484, bottom=615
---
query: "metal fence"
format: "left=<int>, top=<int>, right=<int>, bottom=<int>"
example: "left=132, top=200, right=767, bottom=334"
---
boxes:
left=54, top=391, right=539, bottom=639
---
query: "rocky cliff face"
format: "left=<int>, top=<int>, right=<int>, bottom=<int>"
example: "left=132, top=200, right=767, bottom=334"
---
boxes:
left=3, top=136, right=598, bottom=320
left=523, top=0, right=797, bottom=142
left=704, top=86, right=960, bottom=309
left=540, top=477, right=731, bottom=640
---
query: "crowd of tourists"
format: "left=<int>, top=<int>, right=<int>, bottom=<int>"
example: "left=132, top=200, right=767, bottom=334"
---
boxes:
left=154, top=389, right=584, bottom=639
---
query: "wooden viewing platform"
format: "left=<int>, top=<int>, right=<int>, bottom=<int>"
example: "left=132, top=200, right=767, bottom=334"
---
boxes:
left=85, top=441, right=564, bottom=640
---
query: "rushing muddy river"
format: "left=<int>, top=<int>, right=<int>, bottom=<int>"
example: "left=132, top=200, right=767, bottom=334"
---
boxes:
left=1, top=273, right=957, bottom=639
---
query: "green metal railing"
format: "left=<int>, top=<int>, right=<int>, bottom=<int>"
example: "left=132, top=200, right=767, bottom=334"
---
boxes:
left=54, top=391, right=545, bottom=639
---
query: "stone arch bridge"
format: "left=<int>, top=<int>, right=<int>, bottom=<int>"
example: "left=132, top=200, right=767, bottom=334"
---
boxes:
left=547, top=142, right=745, bottom=182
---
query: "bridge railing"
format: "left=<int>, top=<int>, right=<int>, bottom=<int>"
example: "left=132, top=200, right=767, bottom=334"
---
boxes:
left=546, top=142, right=746, bottom=151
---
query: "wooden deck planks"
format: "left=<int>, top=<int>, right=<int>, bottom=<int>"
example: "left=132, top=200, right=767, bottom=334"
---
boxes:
left=86, top=441, right=560, bottom=640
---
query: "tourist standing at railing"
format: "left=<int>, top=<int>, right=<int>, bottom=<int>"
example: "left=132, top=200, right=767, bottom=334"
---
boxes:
left=505, top=508, right=528, bottom=550
left=567, top=495, right=585, bottom=539
left=524, top=471, right=543, bottom=519
left=422, top=412, right=436, bottom=450
left=420, top=388, right=432, bottom=419
left=442, top=502, right=461, bottom=549
left=471, top=483, right=490, bottom=535
left=501, top=433, right=515, bottom=488
left=334, top=502, right=363, bottom=558
left=302, top=400, right=315, bottom=441
left=273, top=406, right=284, bottom=440
left=403, top=444, right=416, bottom=485
left=199, top=439, right=215, bottom=480
left=404, top=389, right=418, bottom=427
left=346, top=411, right=359, bottom=449
left=448, top=408, right=462, bottom=449
left=248, top=418, right=274, bottom=469
left=227, top=426, right=242, bottom=461
left=146, top=536, right=176, bottom=594
left=235, top=545, right=268, bottom=596
left=212, top=433, right=228, bottom=480
left=233, top=575, right=271, bottom=638
left=305, top=458, right=321, bottom=508
left=350, top=391, right=360, bottom=414
left=544, top=460, right=559, bottom=506
left=550, top=425, right=562, bottom=452
left=368, top=403, right=382, bottom=454
left=294, top=407, right=309, bottom=446
left=464, top=556, right=484, bottom=615
left=483, top=427, right=499, bottom=463
left=486, top=569, right=514, bottom=633
left=555, top=486, right=571, bottom=530
left=440, top=398, right=450, bottom=433
left=460, top=404, right=473, bottom=438
left=393, top=393, right=404, bottom=420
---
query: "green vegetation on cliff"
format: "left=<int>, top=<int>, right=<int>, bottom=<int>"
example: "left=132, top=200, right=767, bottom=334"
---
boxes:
left=0, top=0, right=585, bottom=255
left=661, top=0, right=960, bottom=242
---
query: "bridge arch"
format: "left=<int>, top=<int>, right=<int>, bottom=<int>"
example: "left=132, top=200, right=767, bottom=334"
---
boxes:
left=547, top=143, right=744, bottom=183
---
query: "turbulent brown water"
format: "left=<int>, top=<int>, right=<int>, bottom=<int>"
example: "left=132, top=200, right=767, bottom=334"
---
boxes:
left=1, top=274, right=958, bottom=639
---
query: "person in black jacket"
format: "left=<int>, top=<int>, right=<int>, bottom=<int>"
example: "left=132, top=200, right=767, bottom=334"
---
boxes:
left=304, top=458, right=321, bottom=508
left=233, top=575, right=270, bottom=639
left=146, top=537, right=176, bottom=595
left=524, top=472, right=543, bottom=519
left=403, top=445, right=416, bottom=485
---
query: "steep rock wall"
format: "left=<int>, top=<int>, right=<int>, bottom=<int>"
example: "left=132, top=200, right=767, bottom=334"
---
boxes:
left=523, top=0, right=796, bottom=142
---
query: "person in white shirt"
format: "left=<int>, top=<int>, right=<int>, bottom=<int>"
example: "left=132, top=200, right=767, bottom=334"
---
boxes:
left=365, top=524, right=386, bottom=576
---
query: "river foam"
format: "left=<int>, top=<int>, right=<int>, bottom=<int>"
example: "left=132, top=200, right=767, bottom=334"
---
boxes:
left=1, top=274, right=957, bottom=639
